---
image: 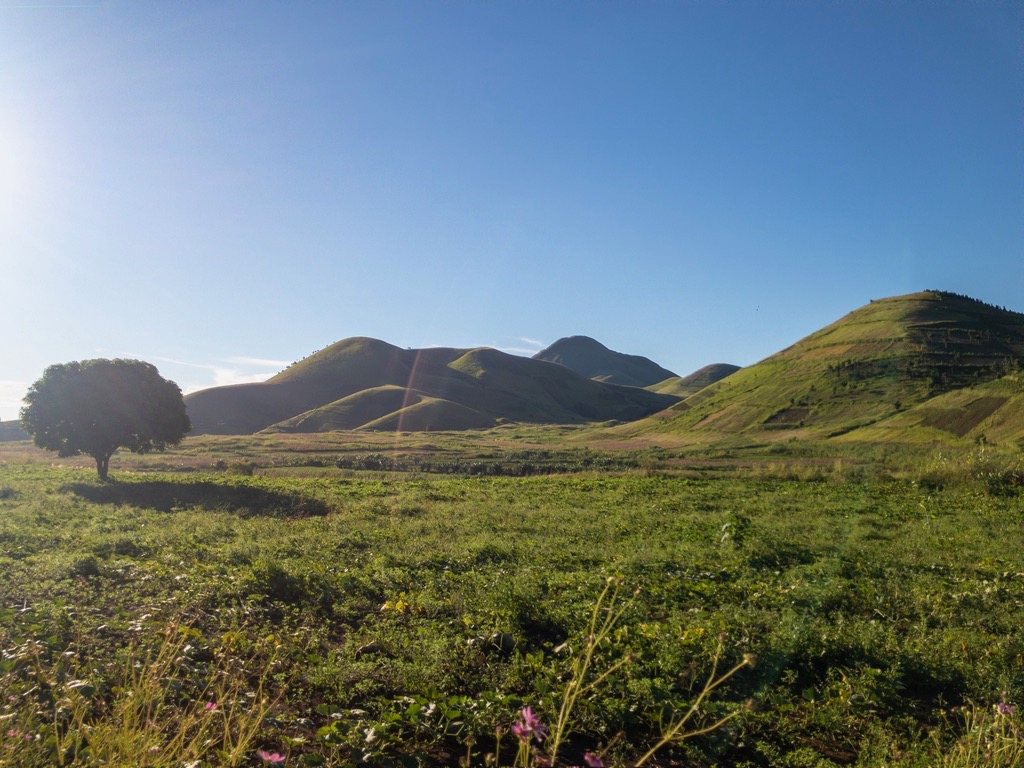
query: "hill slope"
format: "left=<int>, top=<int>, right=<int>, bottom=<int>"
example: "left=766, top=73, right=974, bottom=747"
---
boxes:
left=844, top=373, right=1024, bottom=446
left=628, top=291, right=1024, bottom=443
left=185, top=338, right=680, bottom=434
left=645, top=364, right=741, bottom=398
left=533, top=336, right=678, bottom=387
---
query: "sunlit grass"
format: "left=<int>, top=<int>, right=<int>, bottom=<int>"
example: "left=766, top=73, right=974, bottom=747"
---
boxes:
left=0, top=623, right=281, bottom=767
left=0, top=444, right=1022, bottom=765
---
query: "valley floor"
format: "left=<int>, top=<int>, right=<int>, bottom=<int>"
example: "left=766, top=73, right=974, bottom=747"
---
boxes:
left=0, top=437, right=1022, bottom=766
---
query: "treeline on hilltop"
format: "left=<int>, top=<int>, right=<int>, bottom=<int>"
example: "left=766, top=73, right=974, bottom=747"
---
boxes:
left=923, top=289, right=1021, bottom=315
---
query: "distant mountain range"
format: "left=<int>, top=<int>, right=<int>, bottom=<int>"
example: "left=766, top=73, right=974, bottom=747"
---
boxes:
left=5, top=290, right=1022, bottom=446
left=184, top=338, right=684, bottom=435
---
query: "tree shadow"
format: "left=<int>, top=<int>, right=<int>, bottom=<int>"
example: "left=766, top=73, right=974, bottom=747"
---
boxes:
left=64, top=480, right=329, bottom=517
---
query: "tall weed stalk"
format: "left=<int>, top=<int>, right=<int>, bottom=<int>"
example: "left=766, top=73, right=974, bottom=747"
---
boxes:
left=937, top=703, right=1024, bottom=768
left=0, top=623, right=280, bottom=767
left=493, top=577, right=752, bottom=768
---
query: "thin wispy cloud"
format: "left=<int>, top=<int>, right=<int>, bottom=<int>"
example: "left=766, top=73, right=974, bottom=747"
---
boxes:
left=497, top=337, right=547, bottom=357
left=206, top=368, right=276, bottom=389
left=422, top=338, right=548, bottom=358
left=142, top=355, right=286, bottom=394
left=499, top=347, right=543, bottom=357
left=0, top=355, right=290, bottom=419
left=420, top=340, right=546, bottom=357
left=225, top=356, right=292, bottom=368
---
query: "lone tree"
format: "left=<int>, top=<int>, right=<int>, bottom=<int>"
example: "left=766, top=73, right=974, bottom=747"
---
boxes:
left=20, top=359, right=191, bottom=481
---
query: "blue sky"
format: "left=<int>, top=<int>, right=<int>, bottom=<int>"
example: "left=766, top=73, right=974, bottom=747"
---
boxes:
left=1, top=1, right=1021, bottom=420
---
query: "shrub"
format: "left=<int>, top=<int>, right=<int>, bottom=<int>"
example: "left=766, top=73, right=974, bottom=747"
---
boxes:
left=914, top=448, right=1023, bottom=495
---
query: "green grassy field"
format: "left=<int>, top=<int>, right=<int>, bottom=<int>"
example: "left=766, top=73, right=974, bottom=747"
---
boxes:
left=0, top=437, right=1022, bottom=767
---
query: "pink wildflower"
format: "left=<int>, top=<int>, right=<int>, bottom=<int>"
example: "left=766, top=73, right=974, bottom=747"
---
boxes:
left=511, top=705, right=548, bottom=743
left=584, top=752, right=605, bottom=767
left=257, top=750, right=286, bottom=764
left=205, top=701, right=217, bottom=711
left=996, top=703, right=1016, bottom=716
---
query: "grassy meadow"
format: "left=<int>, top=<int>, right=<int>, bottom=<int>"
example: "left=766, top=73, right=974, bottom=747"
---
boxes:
left=0, top=433, right=1022, bottom=767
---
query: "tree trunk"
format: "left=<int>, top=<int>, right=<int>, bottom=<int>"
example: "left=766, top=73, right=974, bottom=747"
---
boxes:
left=95, top=453, right=111, bottom=482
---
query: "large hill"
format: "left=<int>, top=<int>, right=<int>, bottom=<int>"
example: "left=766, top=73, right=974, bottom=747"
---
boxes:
left=628, top=291, right=1024, bottom=443
left=533, top=336, right=679, bottom=387
left=185, top=338, right=681, bottom=434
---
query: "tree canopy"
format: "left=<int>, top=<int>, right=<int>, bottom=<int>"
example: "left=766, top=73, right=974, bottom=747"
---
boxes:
left=20, top=359, right=191, bottom=480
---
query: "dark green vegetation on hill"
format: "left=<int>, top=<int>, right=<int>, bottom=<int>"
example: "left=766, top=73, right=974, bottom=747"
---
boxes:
left=0, top=438, right=1022, bottom=766
left=184, top=338, right=680, bottom=435
left=630, top=291, right=1024, bottom=445
left=533, top=335, right=680, bottom=388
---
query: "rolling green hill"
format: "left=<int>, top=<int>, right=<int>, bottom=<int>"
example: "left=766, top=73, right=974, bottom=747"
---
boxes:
left=185, top=292, right=1024, bottom=441
left=628, top=291, right=1024, bottom=444
left=533, top=335, right=678, bottom=387
left=645, top=363, right=741, bottom=398
left=185, top=338, right=680, bottom=434
left=270, top=386, right=499, bottom=433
